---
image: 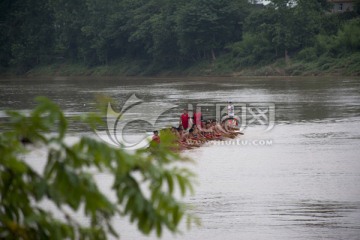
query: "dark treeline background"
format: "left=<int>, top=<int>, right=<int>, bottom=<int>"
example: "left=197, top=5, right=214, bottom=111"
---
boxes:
left=1, top=0, right=359, bottom=74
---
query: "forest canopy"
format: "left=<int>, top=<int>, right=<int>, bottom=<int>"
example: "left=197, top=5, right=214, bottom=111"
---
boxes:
left=0, top=0, right=359, bottom=74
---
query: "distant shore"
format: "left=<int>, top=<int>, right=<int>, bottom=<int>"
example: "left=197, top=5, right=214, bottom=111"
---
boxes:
left=1, top=53, right=359, bottom=78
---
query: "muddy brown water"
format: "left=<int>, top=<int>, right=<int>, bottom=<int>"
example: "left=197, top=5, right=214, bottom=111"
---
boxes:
left=1, top=76, right=359, bottom=239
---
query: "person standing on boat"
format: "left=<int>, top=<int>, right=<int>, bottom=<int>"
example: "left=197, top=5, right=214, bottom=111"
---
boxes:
left=225, top=101, right=240, bottom=129
left=193, top=107, right=203, bottom=129
left=180, top=109, right=190, bottom=130
left=227, top=101, right=235, bottom=118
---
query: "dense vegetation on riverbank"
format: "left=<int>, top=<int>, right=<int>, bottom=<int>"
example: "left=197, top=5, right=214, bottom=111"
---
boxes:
left=1, top=0, right=360, bottom=76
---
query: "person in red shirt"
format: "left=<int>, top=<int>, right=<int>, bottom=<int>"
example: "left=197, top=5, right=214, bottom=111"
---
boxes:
left=151, top=130, right=160, bottom=144
left=193, top=107, right=203, bottom=129
left=180, top=109, right=190, bottom=130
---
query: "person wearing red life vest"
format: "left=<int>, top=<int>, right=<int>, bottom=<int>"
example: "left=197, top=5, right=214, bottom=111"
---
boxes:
left=180, top=109, right=190, bottom=130
left=193, top=107, right=203, bottom=129
left=151, top=130, right=160, bottom=144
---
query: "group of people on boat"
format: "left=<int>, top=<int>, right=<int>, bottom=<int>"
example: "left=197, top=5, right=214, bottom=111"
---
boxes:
left=150, top=102, right=241, bottom=150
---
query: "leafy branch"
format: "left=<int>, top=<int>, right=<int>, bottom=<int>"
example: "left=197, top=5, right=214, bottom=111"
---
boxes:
left=0, top=97, right=197, bottom=239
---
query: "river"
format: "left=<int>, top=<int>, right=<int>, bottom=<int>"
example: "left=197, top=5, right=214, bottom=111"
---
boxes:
left=1, top=76, right=360, bottom=239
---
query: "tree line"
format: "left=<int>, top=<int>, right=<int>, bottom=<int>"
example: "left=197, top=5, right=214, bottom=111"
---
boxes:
left=0, top=0, right=359, bottom=74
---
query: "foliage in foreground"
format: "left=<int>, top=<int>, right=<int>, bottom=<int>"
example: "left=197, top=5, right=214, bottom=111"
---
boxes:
left=0, top=97, right=197, bottom=239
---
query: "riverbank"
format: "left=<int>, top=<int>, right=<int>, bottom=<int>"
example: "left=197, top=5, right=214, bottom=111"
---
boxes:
left=2, top=52, right=360, bottom=78
left=2, top=74, right=359, bottom=240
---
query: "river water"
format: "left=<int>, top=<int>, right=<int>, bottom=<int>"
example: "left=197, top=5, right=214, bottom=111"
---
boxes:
left=1, top=76, right=360, bottom=239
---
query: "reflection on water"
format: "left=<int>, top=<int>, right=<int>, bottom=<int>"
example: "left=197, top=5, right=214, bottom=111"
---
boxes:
left=272, top=200, right=359, bottom=226
left=1, top=77, right=360, bottom=122
left=1, top=76, right=360, bottom=239
left=186, top=193, right=360, bottom=239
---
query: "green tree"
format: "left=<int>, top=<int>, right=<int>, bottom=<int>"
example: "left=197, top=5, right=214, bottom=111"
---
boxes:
left=50, top=0, right=89, bottom=63
left=176, top=0, right=248, bottom=62
left=0, top=0, right=13, bottom=70
left=242, top=5, right=289, bottom=61
left=337, top=18, right=360, bottom=52
left=228, top=32, right=275, bottom=66
left=0, top=97, right=197, bottom=239
left=0, top=0, right=55, bottom=73
left=314, top=18, right=360, bottom=56
left=240, top=0, right=327, bottom=64
left=76, top=0, right=113, bottom=65
left=119, top=0, right=182, bottom=66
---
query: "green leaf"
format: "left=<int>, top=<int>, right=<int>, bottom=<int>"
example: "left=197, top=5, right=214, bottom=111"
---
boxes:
left=107, top=222, right=119, bottom=238
left=176, top=174, right=186, bottom=196
left=3, top=158, right=28, bottom=174
left=156, top=221, right=162, bottom=237
left=33, top=179, right=48, bottom=200
left=165, top=172, right=174, bottom=194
